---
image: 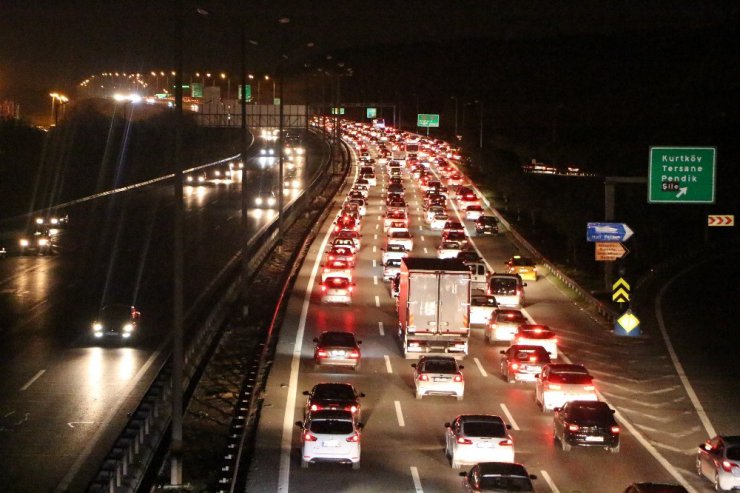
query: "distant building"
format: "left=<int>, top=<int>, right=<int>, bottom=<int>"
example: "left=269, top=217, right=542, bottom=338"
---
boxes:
left=0, top=99, right=20, bottom=120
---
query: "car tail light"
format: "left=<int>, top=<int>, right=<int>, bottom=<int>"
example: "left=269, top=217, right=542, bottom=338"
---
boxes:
left=310, top=404, right=321, bottom=412
left=528, top=356, right=538, bottom=363
left=346, top=432, right=360, bottom=443
left=721, top=460, right=738, bottom=472
left=583, top=385, right=595, bottom=391
left=321, top=285, right=327, bottom=292
left=568, top=424, right=579, bottom=432
left=348, top=350, right=360, bottom=359
left=418, top=374, right=429, bottom=381
left=456, top=437, right=472, bottom=445
left=547, top=383, right=561, bottom=390
left=499, top=439, right=513, bottom=446
left=328, top=255, right=335, bottom=261
left=317, top=349, right=328, bottom=358
left=610, top=426, right=620, bottom=434
left=348, top=286, right=354, bottom=293
left=347, top=405, right=358, bottom=414
left=510, top=362, right=519, bottom=370
left=453, top=373, right=463, bottom=382
left=302, top=431, right=317, bottom=442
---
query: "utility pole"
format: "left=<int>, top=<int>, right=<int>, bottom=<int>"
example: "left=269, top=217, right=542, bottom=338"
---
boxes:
left=240, top=22, right=250, bottom=314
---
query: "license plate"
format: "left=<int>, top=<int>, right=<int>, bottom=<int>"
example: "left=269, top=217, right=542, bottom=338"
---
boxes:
left=322, top=440, right=340, bottom=447
left=584, top=436, right=604, bottom=442
left=476, top=442, right=493, bottom=448
left=433, top=377, right=448, bottom=382
left=331, top=350, right=346, bottom=357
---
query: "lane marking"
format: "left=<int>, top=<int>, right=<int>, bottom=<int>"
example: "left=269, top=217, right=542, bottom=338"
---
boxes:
left=373, top=276, right=378, bottom=285
left=419, top=225, right=424, bottom=231
left=423, top=247, right=428, bottom=254
left=394, top=400, right=405, bottom=427
left=540, top=470, right=560, bottom=493
left=656, top=265, right=717, bottom=437
left=374, top=234, right=378, bottom=240
left=473, top=357, right=487, bottom=377
left=384, top=355, right=393, bottom=373
left=375, top=295, right=380, bottom=307
left=373, top=245, right=377, bottom=253
left=375, top=223, right=379, bottom=230
left=410, top=466, right=424, bottom=492
left=500, top=403, right=520, bottom=431
left=20, top=369, right=46, bottom=391
left=373, top=259, right=377, bottom=268
left=378, top=322, right=385, bottom=336
left=277, top=207, right=336, bottom=492
left=420, top=235, right=425, bottom=241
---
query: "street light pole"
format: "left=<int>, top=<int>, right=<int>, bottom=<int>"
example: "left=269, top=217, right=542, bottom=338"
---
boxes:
left=277, top=16, right=290, bottom=248
left=240, top=23, right=250, bottom=313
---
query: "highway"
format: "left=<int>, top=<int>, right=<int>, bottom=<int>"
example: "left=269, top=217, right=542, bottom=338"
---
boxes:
left=0, top=133, right=323, bottom=492
left=247, top=127, right=734, bottom=492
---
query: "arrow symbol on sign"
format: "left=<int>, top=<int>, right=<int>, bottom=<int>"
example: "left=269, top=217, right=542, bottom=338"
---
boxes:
left=676, top=187, right=688, bottom=198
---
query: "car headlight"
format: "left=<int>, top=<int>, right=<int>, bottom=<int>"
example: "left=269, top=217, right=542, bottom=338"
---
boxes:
left=255, top=197, right=263, bottom=206
left=20, top=239, right=29, bottom=247
left=123, top=323, right=134, bottom=333
left=93, top=322, right=103, bottom=331
left=38, top=238, right=49, bottom=246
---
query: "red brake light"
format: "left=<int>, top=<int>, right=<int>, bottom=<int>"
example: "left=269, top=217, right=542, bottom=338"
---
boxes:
left=321, top=285, right=327, bottom=292
left=528, top=356, right=537, bottom=363
left=348, top=285, right=354, bottom=293
left=317, top=349, right=328, bottom=358
left=346, top=432, right=360, bottom=443
left=510, top=362, right=519, bottom=370
left=418, top=374, right=429, bottom=381
left=310, top=404, right=321, bottom=412
left=348, top=405, right=358, bottom=414
left=456, top=437, right=472, bottom=445
left=568, top=424, right=579, bottom=432
left=583, top=385, right=595, bottom=391
left=348, top=350, right=360, bottom=359
left=453, top=373, right=463, bottom=382
left=533, top=327, right=543, bottom=333
left=303, top=431, right=317, bottom=442
left=328, top=255, right=335, bottom=260
left=499, top=439, right=513, bottom=446
left=610, top=426, right=621, bottom=434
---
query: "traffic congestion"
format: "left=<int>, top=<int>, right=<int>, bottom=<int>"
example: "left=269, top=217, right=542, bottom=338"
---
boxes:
left=246, top=119, right=723, bottom=493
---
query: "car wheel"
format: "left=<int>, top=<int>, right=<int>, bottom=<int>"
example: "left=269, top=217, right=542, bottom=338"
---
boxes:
left=301, top=458, right=309, bottom=469
left=561, top=437, right=571, bottom=452
left=352, top=461, right=360, bottom=471
left=609, top=443, right=620, bottom=454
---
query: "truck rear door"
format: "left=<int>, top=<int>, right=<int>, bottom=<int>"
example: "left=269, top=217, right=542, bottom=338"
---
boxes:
left=408, top=272, right=439, bottom=334
left=438, top=272, right=471, bottom=334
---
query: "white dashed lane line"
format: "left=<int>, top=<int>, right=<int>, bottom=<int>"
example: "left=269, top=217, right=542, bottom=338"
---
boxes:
left=500, top=403, right=520, bottom=431
left=473, top=357, right=487, bottom=377
left=410, top=466, right=424, bottom=492
left=384, top=354, right=393, bottom=373
left=394, top=400, right=405, bottom=427
left=373, top=276, right=378, bottom=285
left=540, top=470, right=560, bottom=493
left=375, top=295, right=380, bottom=307
left=378, top=322, right=385, bottom=336
left=20, top=369, right=45, bottom=391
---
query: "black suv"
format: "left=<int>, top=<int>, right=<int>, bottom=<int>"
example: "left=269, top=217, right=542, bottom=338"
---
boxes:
left=554, top=400, right=620, bottom=453
left=475, top=215, right=500, bottom=235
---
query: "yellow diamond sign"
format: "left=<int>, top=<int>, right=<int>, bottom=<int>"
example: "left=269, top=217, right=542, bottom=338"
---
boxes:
left=615, top=309, right=641, bottom=336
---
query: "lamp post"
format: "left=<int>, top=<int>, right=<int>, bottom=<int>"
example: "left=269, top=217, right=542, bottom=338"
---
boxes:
left=277, top=16, right=290, bottom=248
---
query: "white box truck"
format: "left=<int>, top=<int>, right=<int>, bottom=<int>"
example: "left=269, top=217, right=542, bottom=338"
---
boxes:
left=398, top=258, right=471, bottom=359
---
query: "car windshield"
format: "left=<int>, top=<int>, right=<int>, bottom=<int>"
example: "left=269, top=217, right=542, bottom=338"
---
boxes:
left=491, top=278, right=517, bottom=294
left=472, top=296, right=497, bottom=307
left=511, top=257, right=535, bottom=266
left=513, top=349, right=548, bottom=361
left=422, top=359, right=458, bottom=373
left=463, top=421, right=507, bottom=438
left=309, top=419, right=354, bottom=435
left=479, top=476, right=533, bottom=492
left=320, top=332, right=356, bottom=346
left=100, top=305, right=131, bottom=319
left=549, top=372, right=592, bottom=384
left=314, top=385, right=356, bottom=400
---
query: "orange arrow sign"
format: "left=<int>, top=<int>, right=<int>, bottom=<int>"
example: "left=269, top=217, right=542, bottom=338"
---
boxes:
left=708, top=215, right=734, bottom=227
left=595, top=242, right=629, bottom=261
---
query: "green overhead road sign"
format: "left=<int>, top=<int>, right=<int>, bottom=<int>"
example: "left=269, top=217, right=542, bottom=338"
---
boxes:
left=331, top=107, right=345, bottom=115
left=417, top=113, right=440, bottom=128
left=237, top=84, right=252, bottom=101
left=191, top=83, right=203, bottom=98
left=648, top=147, right=716, bottom=203
left=366, top=107, right=377, bottom=118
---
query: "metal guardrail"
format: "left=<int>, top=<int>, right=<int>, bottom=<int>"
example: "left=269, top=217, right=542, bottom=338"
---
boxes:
left=86, top=128, right=339, bottom=493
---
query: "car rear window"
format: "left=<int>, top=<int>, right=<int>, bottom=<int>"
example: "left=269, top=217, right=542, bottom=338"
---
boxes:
left=495, top=312, right=525, bottom=323
left=569, top=405, right=611, bottom=421
left=726, top=446, right=740, bottom=461
left=463, top=421, right=507, bottom=438
left=422, top=359, right=458, bottom=373
left=326, top=278, right=350, bottom=288
left=315, top=385, right=355, bottom=400
left=321, top=332, right=355, bottom=346
left=479, top=477, right=533, bottom=491
left=549, top=372, right=592, bottom=384
left=310, top=419, right=354, bottom=435
left=491, top=278, right=517, bottom=294
left=519, top=328, right=554, bottom=339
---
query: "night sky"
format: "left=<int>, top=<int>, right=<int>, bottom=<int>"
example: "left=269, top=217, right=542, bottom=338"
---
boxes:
left=0, top=1, right=737, bottom=118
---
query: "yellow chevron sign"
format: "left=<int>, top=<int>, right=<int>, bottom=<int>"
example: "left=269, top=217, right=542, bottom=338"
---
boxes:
left=612, top=277, right=630, bottom=303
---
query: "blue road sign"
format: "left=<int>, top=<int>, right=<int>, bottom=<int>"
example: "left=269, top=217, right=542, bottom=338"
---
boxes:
left=587, top=222, right=634, bottom=243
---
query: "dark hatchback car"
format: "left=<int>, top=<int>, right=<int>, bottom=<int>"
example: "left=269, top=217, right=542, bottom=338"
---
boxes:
left=303, top=382, right=365, bottom=421
left=460, top=462, right=536, bottom=492
left=92, top=304, right=141, bottom=341
left=475, top=215, right=500, bottom=235
left=623, top=483, right=688, bottom=493
left=313, top=331, right=362, bottom=370
left=554, top=400, right=620, bottom=453
left=499, top=345, right=551, bottom=383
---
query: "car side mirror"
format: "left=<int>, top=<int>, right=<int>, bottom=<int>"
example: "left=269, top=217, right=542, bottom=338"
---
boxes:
left=611, top=409, right=616, bottom=414
left=535, top=373, right=541, bottom=379
left=357, top=422, right=364, bottom=429
left=459, top=472, right=467, bottom=478
left=359, top=393, right=366, bottom=398
left=529, top=474, right=538, bottom=480
left=459, top=365, right=464, bottom=370
left=523, top=283, right=528, bottom=287
left=302, top=391, right=309, bottom=396
left=506, top=424, right=512, bottom=430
